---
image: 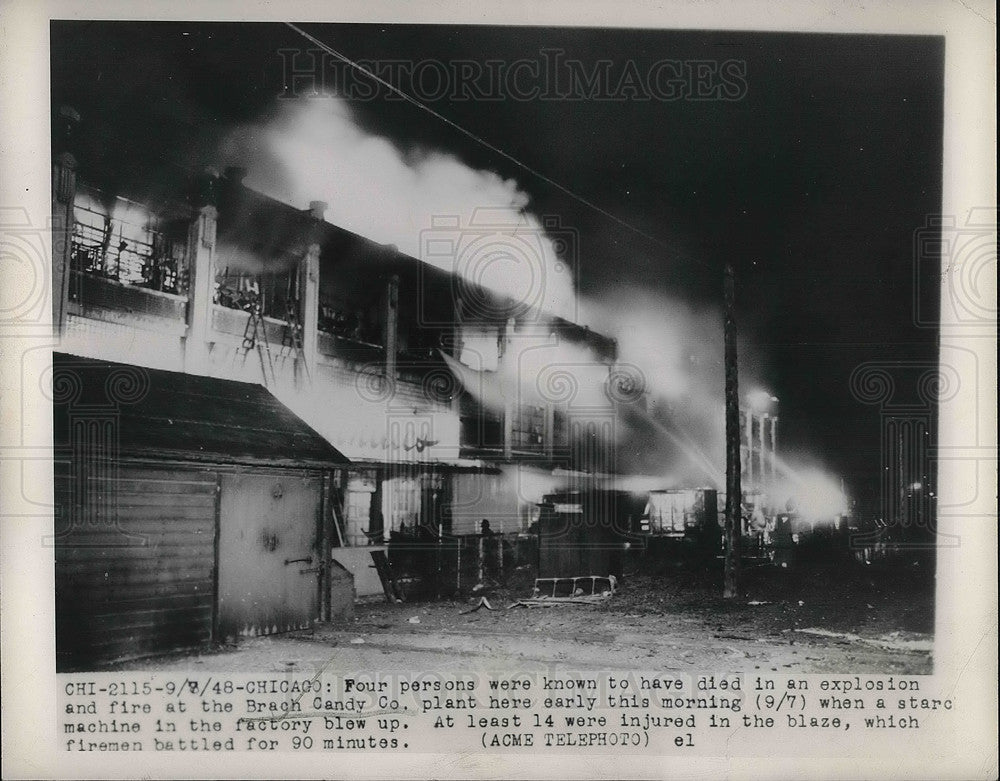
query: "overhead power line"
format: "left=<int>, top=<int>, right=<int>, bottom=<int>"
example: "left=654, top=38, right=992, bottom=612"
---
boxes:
left=283, top=21, right=699, bottom=266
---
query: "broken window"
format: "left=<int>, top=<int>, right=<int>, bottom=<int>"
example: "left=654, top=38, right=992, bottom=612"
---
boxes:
left=213, top=264, right=301, bottom=323
left=71, top=185, right=189, bottom=295
left=317, top=286, right=383, bottom=347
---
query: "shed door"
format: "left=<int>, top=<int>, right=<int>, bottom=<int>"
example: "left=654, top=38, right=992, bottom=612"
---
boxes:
left=55, top=464, right=217, bottom=670
left=217, top=472, right=321, bottom=641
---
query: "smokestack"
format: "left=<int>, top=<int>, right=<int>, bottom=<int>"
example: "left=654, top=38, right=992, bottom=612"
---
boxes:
left=770, top=416, right=778, bottom=482
left=308, top=200, right=328, bottom=221
left=723, top=263, right=741, bottom=599
left=758, top=413, right=768, bottom=489
left=745, top=409, right=754, bottom=489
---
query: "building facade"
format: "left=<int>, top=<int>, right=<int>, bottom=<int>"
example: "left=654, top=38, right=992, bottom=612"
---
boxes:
left=51, top=107, right=626, bottom=663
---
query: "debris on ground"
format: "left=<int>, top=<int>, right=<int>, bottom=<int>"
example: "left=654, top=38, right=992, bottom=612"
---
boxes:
left=795, top=627, right=933, bottom=652
left=459, top=597, right=496, bottom=615
left=407, top=616, right=421, bottom=624
left=370, top=550, right=406, bottom=603
left=533, top=575, right=617, bottom=599
left=507, top=593, right=613, bottom=608
left=109, top=557, right=934, bottom=675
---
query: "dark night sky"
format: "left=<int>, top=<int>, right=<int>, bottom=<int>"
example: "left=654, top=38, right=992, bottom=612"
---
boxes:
left=50, top=21, right=944, bottom=513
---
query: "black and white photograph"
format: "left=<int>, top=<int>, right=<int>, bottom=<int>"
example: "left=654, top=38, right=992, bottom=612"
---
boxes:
left=1, top=2, right=996, bottom=779
left=46, top=15, right=946, bottom=673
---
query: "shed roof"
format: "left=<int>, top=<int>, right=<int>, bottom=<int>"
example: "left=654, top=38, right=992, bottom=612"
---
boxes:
left=52, top=353, right=349, bottom=468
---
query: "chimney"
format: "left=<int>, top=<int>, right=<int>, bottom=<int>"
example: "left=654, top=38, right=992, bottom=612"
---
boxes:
left=308, top=200, right=327, bottom=221
left=54, top=105, right=81, bottom=155
left=224, top=166, right=247, bottom=184
left=216, top=166, right=245, bottom=213
left=193, top=166, right=220, bottom=208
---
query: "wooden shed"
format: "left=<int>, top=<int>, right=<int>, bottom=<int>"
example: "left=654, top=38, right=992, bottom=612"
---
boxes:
left=536, top=490, right=645, bottom=580
left=52, top=353, right=349, bottom=670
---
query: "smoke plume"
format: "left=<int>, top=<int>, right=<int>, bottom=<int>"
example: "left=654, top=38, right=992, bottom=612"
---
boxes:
left=221, top=96, right=576, bottom=320
left=220, top=93, right=847, bottom=511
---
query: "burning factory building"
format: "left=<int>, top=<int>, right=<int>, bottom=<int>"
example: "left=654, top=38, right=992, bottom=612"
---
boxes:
left=50, top=100, right=643, bottom=667
left=50, top=86, right=850, bottom=667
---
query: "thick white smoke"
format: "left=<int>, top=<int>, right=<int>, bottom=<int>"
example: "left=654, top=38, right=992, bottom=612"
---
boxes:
left=770, top=453, right=850, bottom=524
left=581, top=288, right=728, bottom=402
left=220, top=94, right=847, bottom=509
left=221, top=96, right=576, bottom=320
left=580, top=289, right=730, bottom=486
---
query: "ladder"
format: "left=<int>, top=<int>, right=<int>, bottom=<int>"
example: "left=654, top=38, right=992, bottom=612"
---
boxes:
left=281, top=297, right=311, bottom=381
left=241, top=294, right=276, bottom=387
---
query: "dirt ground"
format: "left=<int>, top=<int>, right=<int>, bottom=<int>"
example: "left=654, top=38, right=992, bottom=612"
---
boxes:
left=115, top=555, right=934, bottom=675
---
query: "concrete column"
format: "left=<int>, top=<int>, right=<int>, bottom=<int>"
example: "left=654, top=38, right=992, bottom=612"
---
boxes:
left=51, top=152, right=77, bottom=337
left=744, top=408, right=754, bottom=489
left=51, top=106, right=80, bottom=337
left=383, top=274, right=399, bottom=382
left=292, top=199, right=327, bottom=388
left=299, top=242, right=321, bottom=386
left=184, top=184, right=219, bottom=375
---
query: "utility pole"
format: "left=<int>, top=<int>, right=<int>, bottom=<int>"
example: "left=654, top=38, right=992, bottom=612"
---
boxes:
left=723, top=263, right=742, bottom=599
